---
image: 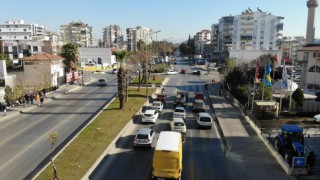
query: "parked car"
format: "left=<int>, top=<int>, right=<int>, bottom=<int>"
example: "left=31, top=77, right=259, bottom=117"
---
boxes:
left=173, top=107, right=186, bottom=120
left=97, top=78, right=107, bottom=86
left=134, top=128, right=155, bottom=148
left=166, top=70, right=178, bottom=75
left=170, top=117, right=187, bottom=134
left=197, top=112, right=213, bottom=129
left=193, top=99, right=206, bottom=112
left=155, top=94, right=167, bottom=104
left=142, top=110, right=159, bottom=123
left=150, top=101, right=164, bottom=113
left=314, top=114, right=320, bottom=123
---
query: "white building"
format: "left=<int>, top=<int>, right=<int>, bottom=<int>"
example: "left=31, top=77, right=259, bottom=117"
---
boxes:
left=299, top=42, right=320, bottom=92
left=60, top=21, right=93, bottom=47
left=103, top=25, right=124, bottom=49
left=231, top=10, right=283, bottom=51
left=0, top=20, right=47, bottom=62
left=78, top=48, right=115, bottom=68
left=126, top=26, right=152, bottom=52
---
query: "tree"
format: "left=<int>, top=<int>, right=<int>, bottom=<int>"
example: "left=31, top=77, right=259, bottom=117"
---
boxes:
left=60, top=43, right=79, bottom=72
left=4, top=85, right=13, bottom=106
left=0, top=53, right=12, bottom=68
left=292, top=88, right=305, bottom=107
left=256, top=82, right=273, bottom=100
left=48, top=131, right=59, bottom=179
left=112, top=50, right=131, bottom=109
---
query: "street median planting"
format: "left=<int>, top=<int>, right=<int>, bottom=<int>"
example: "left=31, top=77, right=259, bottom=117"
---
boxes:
left=36, top=88, right=153, bottom=180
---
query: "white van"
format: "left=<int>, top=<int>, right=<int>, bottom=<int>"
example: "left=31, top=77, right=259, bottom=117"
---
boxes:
left=152, top=131, right=182, bottom=180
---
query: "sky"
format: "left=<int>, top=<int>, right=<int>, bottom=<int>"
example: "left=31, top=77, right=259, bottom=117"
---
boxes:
left=0, top=0, right=318, bottom=43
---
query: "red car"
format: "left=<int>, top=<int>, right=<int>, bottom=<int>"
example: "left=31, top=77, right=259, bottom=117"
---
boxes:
left=194, top=92, right=205, bottom=100
left=181, top=69, right=188, bottom=74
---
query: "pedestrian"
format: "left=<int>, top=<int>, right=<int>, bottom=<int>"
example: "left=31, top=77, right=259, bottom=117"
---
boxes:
left=1, top=103, right=7, bottom=116
left=42, top=88, right=46, bottom=97
left=30, top=93, right=34, bottom=104
left=204, top=83, right=208, bottom=90
left=21, top=96, right=26, bottom=107
left=211, top=79, right=215, bottom=86
left=219, top=85, right=223, bottom=96
left=39, top=91, right=44, bottom=107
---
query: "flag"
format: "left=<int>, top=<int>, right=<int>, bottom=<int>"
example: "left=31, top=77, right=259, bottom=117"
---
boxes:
left=264, top=62, right=272, bottom=87
left=282, top=63, right=288, bottom=89
left=255, top=63, right=260, bottom=83
left=274, top=54, right=278, bottom=65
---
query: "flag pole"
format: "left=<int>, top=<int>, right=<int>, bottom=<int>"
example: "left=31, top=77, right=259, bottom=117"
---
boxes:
left=272, top=51, right=277, bottom=100
left=262, top=59, right=266, bottom=100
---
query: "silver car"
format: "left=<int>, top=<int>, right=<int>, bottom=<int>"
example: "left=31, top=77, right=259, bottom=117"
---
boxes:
left=197, top=112, right=213, bottom=129
left=170, top=117, right=186, bottom=134
left=97, top=78, right=107, bottom=86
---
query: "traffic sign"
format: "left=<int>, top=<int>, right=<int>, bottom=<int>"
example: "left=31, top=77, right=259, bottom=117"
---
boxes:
left=293, top=157, right=306, bottom=167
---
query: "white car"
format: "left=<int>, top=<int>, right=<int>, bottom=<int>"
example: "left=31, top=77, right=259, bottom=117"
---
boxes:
left=170, top=117, right=187, bottom=134
left=134, top=128, right=155, bottom=148
left=166, top=70, right=178, bottom=75
left=314, top=114, right=320, bottom=123
left=142, top=110, right=159, bottom=124
left=173, top=107, right=186, bottom=120
left=150, top=101, right=164, bottom=112
left=197, top=112, right=213, bottom=129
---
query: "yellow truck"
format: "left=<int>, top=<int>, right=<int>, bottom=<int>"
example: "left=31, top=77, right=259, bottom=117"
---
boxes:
left=152, top=131, right=182, bottom=180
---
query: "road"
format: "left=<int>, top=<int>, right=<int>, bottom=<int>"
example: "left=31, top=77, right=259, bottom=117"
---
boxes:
left=90, top=58, right=295, bottom=180
left=0, top=71, right=117, bottom=179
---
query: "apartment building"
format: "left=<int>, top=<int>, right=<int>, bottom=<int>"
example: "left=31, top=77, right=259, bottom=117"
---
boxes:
left=211, top=8, right=284, bottom=63
left=281, top=36, right=305, bottom=65
left=126, top=26, right=152, bottom=52
left=102, top=25, right=124, bottom=49
left=194, top=30, right=211, bottom=55
left=60, top=21, right=93, bottom=47
left=0, top=20, right=47, bottom=62
left=232, top=10, right=283, bottom=51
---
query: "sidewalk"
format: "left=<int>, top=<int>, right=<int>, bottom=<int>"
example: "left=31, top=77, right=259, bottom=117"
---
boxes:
left=0, top=84, right=80, bottom=123
left=206, top=84, right=295, bottom=179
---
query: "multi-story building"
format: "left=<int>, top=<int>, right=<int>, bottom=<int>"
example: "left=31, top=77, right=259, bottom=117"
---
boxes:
left=0, top=20, right=47, bottom=62
left=281, top=36, right=305, bottom=65
left=232, top=10, right=283, bottom=51
left=194, top=30, right=211, bottom=55
left=126, top=26, right=152, bottom=52
left=42, top=31, right=63, bottom=55
left=60, top=21, right=93, bottom=47
left=211, top=24, right=219, bottom=53
left=102, top=25, right=124, bottom=49
left=211, top=8, right=284, bottom=63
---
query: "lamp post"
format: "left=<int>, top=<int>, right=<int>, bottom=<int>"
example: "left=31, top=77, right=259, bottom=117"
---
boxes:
left=145, top=30, right=161, bottom=99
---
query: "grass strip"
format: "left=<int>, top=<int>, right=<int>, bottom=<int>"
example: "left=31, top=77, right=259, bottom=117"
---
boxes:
left=36, top=88, right=153, bottom=180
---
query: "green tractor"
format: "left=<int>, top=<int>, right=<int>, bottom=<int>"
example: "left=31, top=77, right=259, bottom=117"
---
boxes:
left=274, top=125, right=315, bottom=168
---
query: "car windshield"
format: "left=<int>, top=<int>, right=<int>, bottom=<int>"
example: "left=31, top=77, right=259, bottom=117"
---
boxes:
left=99, top=79, right=105, bottom=82
left=200, top=117, right=211, bottom=122
left=195, top=102, right=204, bottom=106
left=175, top=109, right=185, bottom=113
left=136, top=134, right=148, bottom=139
left=174, top=122, right=185, bottom=126
left=153, top=103, right=161, bottom=106
left=144, top=113, right=153, bottom=117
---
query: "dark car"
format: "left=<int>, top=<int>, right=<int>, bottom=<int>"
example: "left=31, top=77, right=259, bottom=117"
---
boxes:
left=156, top=94, right=167, bottom=103
left=174, top=91, right=188, bottom=108
left=181, top=69, right=188, bottom=74
left=192, top=70, right=201, bottom=75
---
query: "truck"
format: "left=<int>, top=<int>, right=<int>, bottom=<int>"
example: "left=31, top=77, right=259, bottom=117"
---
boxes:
left=152, top=131, right=182, bottom=180
left=274, top=125, right=315, bottom=168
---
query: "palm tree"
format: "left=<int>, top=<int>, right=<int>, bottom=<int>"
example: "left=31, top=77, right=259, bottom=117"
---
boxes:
left=112, top=50, right=131, bottom=109
left=60, top=43, right=79, bottom=72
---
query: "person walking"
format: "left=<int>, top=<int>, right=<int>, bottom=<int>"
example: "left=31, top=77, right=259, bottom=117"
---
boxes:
left=39, top=91, right=44, bottom=107
left=1, top=103, right=7, bottom=116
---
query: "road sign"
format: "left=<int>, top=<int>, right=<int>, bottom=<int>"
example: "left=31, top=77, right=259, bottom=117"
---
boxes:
left=293, top=157, right=306, bottom=167
left=304, top=146, right=311, bottom=156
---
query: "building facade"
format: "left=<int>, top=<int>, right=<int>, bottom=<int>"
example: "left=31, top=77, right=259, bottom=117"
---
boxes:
left=102, top=25, right=124, bottom=49
left=126, top=26, right=152, bottom=52
left=0, top=20, right=47, bottom=62
left=194, top=30, right=211, bottom=55
left=60, top=21, right=93, bottom=47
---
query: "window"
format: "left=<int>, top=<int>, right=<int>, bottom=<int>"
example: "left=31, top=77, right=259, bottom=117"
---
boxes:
left=309, top=65, right=320, bottom=72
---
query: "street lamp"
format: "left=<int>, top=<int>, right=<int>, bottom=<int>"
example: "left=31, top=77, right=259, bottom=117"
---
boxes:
left=145, top=30, right=161, bottom=99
